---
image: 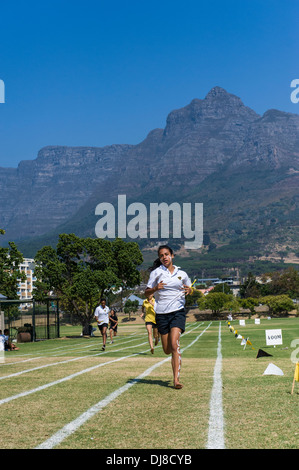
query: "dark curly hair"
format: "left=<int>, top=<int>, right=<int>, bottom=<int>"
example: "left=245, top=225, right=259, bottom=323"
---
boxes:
left=148, top=245, right=174, bottom=272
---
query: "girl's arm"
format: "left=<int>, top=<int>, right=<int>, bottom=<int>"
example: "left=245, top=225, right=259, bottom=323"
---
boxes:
left=145, top=281, right=166, bottom=298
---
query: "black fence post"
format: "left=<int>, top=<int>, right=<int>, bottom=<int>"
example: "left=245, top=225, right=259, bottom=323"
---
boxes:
left=56, top=299, right=60, bottom=338
left=47, top=299, right=50, bottom=339
left=32, top=300, right=36, bottom=342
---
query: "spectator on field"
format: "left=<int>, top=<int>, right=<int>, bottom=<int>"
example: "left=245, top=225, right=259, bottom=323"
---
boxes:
left=0, top=330, right=5, bottom=351
left=3, top=329, right=19, bottom=351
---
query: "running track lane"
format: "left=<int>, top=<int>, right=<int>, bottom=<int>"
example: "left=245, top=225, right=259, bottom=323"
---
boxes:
left=0, top=323, right=199, bottom=379
left=0, top=323, right=203, bottom=405
left=206, top=321, right=225, bottom=449
left=35, top=322, right=212, bottom=449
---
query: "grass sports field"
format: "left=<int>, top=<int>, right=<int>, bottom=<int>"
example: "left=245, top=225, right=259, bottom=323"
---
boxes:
left=0, top=316, right=298, bottom=450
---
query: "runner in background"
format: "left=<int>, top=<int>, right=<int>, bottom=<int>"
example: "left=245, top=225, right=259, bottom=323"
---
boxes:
left=109, top=309, right=118, bottom=344
left=141, top=294, right=159, bottom=354
left=94, top=298, right=110, bottom=351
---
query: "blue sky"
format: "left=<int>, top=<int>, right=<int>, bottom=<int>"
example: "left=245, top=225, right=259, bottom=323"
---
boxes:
left=0, top=0, right=298, bottom=168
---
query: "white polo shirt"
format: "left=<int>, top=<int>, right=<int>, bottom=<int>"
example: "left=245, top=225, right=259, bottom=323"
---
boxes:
left=94, top=305, right=110, bottom=325
left=146, top=265, right=191, bottom=314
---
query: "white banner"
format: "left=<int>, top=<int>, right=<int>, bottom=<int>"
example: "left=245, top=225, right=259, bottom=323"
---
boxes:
left=265, top=329, right=283, bottom=346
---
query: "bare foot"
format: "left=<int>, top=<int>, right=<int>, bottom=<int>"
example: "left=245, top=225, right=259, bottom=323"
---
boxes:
left=151, top=348, right=154, bottom=354
left=174, top=382, right=183, bottom=389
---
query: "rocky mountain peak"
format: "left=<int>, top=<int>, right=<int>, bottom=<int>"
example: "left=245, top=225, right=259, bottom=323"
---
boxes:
left=205, top=85, right=230, bottom=98
left=163, top=87, right=259, bottom=137
left=1, top=86, right=299, bottom=262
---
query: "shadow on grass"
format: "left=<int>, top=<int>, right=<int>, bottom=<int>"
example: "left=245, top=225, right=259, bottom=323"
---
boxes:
left=129, top=378, right=171, bottom=388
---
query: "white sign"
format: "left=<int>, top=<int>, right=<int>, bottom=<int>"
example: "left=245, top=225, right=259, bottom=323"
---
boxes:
left=265, top=329, right=283, bottom=346
left=239, top=320, right=245, bottom=326
left=255, top=318, right=260, bottom=324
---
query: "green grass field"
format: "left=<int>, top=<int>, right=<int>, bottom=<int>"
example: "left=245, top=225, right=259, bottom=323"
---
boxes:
left=0, top=317, right=298, bottom=449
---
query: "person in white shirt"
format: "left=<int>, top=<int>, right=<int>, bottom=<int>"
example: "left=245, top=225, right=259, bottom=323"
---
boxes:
left=94, top=298, right=110, bottom=351
left=145, top=245, right=192, bottom=389
left=0, top=330, right=5, bottom=352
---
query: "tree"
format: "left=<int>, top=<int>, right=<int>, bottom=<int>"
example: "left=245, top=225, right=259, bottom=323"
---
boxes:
left=212, top=283, right=232, bottom=294
left=199, top=292, right=232, bottom=315
left=239, top=272, right=261, bottom=298
left=261, top=267, right=299, bottom=298
left=0, top=229, right=26, bottom=299
left=260, top=295, right=295, bottom=317
left=239, top=297, right=260, bottom=318
left=34, top=234, right=143, bottom=333
left=223, top=296, right=241, bottom=315
left=123, top=299, right=139, bottom=320
left=0, top=229, right=26, bottom=325
left=111, top=238, right=143, bottom=310
left=185, top=289, right=203, bottom=308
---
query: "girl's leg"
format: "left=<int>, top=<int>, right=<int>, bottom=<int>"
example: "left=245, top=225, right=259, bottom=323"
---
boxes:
left=102, top=327, right=107, bottom=348
left=161, top=327, right=183, bottom=389
left=160, top=328, right=183, bottom=388
left=146, top=324, right=154, bottom=353
left=169, top=328, right=182, bottom=389
left=160, top=332, right=171, bottom=355
left=153, top=326, right=159, bottom=345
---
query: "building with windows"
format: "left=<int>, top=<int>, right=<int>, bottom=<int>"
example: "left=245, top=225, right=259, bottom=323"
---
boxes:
left=17, top=258, right=36, bottom=301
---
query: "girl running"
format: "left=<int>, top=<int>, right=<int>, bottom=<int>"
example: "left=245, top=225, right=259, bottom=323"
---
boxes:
left=141, top=294, right=159, bottom=354
left=109, top=309, right=118, bottom=344
left=94, top=298, right=110, bottom=351
left=145, top=245, right=192, bottom=389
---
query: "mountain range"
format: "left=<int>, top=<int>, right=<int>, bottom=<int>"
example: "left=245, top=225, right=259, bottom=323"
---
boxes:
left=1, top=86, right=299, bottom=276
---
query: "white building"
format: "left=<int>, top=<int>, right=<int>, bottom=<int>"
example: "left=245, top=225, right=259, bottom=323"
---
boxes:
left=17, top=258, right=36, bottom=301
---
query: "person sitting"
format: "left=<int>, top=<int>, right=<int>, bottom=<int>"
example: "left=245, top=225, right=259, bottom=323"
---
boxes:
left=3, top=329, right=19, bottom=351
left=0, top=330, right=5, bottom=351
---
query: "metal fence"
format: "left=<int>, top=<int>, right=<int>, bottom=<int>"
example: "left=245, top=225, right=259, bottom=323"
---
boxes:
left=0, top=298, right=60, bottom=342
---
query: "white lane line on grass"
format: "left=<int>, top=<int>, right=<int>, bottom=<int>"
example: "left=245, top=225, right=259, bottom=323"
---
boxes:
left=35, top=322, right=212, bottom=449
left=0, top=357, right=42, bottom=367
left=8, top=339, right=89, bottom=358
left=0, top=332, right=154, bottom=380
left=0, top=338, right=135, bottom=368
left=0, top=322, right=206, bottom=407
left=12, top=322, right=197, bottom=359
left=13, top=333, right=147, bottom=358
left=206, top=321, right=225, bottom=449
left=0, top=340, right=149, bottom=383
left=0, top=322, right=200, bottom=379
left=0, top=348, right=149, bottom=406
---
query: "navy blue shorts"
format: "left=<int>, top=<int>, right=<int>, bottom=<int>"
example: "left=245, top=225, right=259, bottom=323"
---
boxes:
left=145, top=321, right=157, bottom=327
left=155, top=309, right=186, bottom=335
